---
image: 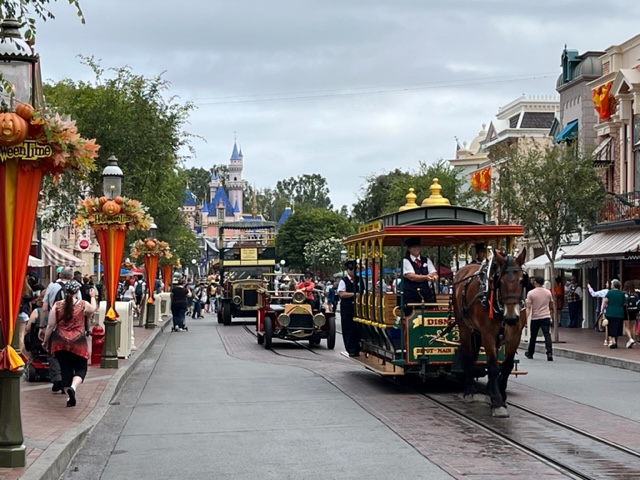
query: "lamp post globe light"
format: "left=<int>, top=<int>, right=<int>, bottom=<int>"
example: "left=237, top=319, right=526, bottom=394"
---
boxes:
left=191, top=258, right=197, bottom=279
left=0, top=18, right=42, bottom=468
left=102, top=155, right=123, bottom=200
left=149, top=221, right=158, bottom=239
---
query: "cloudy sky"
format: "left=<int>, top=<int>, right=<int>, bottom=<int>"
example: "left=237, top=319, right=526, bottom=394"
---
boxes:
left=34, top=0, right=640, bottom=210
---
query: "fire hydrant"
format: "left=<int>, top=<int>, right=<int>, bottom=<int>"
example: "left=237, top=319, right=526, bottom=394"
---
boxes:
left=91, top=325, right=105, bottom=366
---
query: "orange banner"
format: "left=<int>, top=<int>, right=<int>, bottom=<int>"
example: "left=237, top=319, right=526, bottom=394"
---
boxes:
left=96, top=226, right=126, bottom=320
left=0, top=161, right=43, bottom=370
left=161, top=264, right=172, bottom=292
left=144, top=254, right=159, bottom=303
left=592, top=81, right=613, bottom=120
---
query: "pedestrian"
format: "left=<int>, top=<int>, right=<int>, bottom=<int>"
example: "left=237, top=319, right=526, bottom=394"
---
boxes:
left=402, top=237, right=438, bottom=314
left=42, top=280, right=97, bottom=407
left=192, top=281, right=207, bottom=318
left=18, top=276, right=34, bottom=354
left=622, top=280, right=638, bottom=348
left=602, top=279, right=625, bottom=349
left=40, top=267, right=80, bottom=393
left=524, top=276, right=554, bottom=361
left=553, top=275, right=565, bottom=328
left=566, top=276, right=583, bottom=328
left=338, top=260, right=363, bottom=357
left=170, top=279, right=189, bottom=332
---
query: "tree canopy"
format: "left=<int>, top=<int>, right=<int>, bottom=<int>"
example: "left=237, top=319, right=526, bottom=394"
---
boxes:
left=0, top=1, right=84, bottom=42
left=352, top=160, right=464, bottom=223
left=276, top=208, right=355, bottom=271
left=40, top=58, right=200, bottom=264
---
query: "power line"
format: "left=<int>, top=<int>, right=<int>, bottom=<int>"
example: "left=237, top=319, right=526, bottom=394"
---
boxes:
left=191, top=72, right=558, bottom=106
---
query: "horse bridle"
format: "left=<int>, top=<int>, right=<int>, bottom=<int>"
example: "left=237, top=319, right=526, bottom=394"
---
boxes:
left=493, top=255, right=528, bottom=311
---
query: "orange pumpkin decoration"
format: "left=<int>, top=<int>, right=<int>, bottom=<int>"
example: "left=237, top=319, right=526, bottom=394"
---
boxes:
left=0, top=112, right=28, bottom=146
left=145, top=240, right=157, bottom=250
left=103, top=200, right=122, bottom=215
left=15, top=102, right=34, bottom=121
left=99, top=196, right=108, bottom=206
left=114, top=195, right=124, bottom=205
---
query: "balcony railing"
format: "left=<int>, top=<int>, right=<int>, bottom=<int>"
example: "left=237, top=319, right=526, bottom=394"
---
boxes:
left=598, top=191, right=640, bottom=224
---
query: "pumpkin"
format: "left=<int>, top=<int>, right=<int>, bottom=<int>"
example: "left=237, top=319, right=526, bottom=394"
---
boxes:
left=99, top=196, right=108, bottom=206
left=145, top=240, right=157, bottom=250
left=114, top=195, right=124, bottom=205
left=103, top=200, right=121, bottom=215
left=15, top=102, right=34, bottom=121
left=0, top=112, right=28, bottom=146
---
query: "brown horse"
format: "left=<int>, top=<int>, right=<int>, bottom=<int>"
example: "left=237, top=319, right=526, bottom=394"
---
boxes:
left=452, top=248, right=527, bottom=417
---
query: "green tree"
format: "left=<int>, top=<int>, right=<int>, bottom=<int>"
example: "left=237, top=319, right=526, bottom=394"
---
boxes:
left=276, top=209, right=355, bottom=271
left=353, top=160, right=464, bottom=223
left=0, top=1, right=83, bottom=42
left=495, top=141, right=606, bottom=340
left=41, top=58, right=197, bottom=257
left=276, top=173, right=333, bottom=211
left=303, top=237, right=344, bottom=279
left=185, top=167, right=210, bottom=204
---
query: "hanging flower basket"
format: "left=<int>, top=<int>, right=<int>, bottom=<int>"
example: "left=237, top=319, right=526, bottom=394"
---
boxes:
left=131, top=238, right=173, bottom=260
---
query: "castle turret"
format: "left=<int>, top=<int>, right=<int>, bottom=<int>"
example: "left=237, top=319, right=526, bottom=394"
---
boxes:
left=227, top=141, right=246, bottom=216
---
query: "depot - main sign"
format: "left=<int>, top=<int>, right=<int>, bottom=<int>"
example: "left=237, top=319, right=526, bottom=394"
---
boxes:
left=0, top=141, right=53, bottom=162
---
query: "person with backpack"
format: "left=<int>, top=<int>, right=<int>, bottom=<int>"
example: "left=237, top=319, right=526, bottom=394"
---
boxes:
left=40, top=268, right=81, bottom=393
left=134, top=276, right=146, bottom=307
left=623, top=280, right=638, bottom=348
left=42, top=280, right=98, bottom=407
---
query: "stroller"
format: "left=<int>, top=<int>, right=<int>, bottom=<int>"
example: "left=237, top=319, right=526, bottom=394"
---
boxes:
left=23, top=317, right=50, bottom=382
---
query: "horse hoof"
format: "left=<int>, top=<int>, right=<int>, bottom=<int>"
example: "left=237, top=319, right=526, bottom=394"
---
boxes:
left=492, top=406, right=509, bottom=418
left=463, top=394, right=479, bottom=403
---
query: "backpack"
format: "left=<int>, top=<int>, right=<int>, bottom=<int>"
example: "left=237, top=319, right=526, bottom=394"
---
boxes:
left=625, top=292, right=640, bottom=318
left=135, top=280, right=143, bottom=296
left=54, top=280, right=66, bottom=303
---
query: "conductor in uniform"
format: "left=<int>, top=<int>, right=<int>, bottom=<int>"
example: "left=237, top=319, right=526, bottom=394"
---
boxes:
left=338, top=260, right=363, bottom=357
left=402, top=237, right=438, bottom=314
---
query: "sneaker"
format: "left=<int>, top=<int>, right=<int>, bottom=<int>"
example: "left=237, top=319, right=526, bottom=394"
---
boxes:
left=626, top=339, right=636, bottom=349
left=179, top=328, right=187, bottom=332
left=524, top=352, right=533, bottom=359
left=66, top=387, right=76, bottom=407
left=609, top=343, right=618, bottom=349
left=547, top=355, right=553, bottom=361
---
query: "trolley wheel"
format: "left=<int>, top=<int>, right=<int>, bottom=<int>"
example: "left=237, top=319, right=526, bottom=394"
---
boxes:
left=327, top=316, right=336, bottom=350
left=223, top=304, right=232, bottom=326
left=264, top=316, right=273, bottom=350
left=24, top=363, right=36, bottom=382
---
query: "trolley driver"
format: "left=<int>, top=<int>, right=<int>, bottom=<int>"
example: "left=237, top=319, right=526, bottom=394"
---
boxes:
left=402, top=237, right=438, bottom=314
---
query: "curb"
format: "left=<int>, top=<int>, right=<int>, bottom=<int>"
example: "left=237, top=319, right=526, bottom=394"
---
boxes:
left=527, top=341, right=640, bottom=373
left=20, top=321, right=170, bottom=480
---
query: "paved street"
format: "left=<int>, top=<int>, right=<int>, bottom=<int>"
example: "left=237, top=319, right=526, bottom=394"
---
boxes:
left=3, top=312, right=640, bottom=479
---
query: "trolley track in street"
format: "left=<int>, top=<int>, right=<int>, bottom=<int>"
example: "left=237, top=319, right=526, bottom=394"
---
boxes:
left=424, top=390, right=640, bottom=480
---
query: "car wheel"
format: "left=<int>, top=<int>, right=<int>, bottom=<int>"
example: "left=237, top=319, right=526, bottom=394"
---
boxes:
left=24, top=363, right=36, bottom=382
left=223, top=303, right=232, bottom=326
left=327, top=316, right=336, bottom=350
left=264, top=316, right=273, bottom=349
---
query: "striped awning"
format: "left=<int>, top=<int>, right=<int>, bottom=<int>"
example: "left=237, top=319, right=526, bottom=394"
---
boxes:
left=563, top=230, right=640, bottom=259
left=41, top=240, right=86, bottom=267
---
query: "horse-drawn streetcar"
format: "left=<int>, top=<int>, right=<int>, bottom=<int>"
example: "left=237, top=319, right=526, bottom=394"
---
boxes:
left=343, top=179, right=528, bottom=417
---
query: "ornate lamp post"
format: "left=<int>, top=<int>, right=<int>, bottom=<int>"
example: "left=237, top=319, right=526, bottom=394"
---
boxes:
left=131, top=232, right=172, bottom=330
left=0, top=18, right=99, bottom=467
left=191, top=258, right=197, bottom=279
left=74, top=156, right=152, bottom=368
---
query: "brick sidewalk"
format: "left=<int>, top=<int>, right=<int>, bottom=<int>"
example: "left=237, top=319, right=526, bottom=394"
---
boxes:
left=0, top=324, right=160, bottom=480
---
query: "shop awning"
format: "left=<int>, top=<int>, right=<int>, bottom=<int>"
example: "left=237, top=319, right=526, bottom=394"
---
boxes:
left=28, top=255, right=44, bottom=267
left=554, top=119, right=578, bottom=142
left=563, top=230, right=640, bottom=259
left=525, top=245, right=579, bottom=270
left=41, top=240, right=86, bottom=267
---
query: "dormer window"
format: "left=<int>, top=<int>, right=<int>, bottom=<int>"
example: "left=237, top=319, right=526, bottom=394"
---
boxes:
left=217, top=207, right=225, bottom=221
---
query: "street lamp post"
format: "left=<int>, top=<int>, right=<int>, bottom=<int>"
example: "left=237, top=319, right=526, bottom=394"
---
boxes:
left=145, top=222, right=158, bottom=329
left=0, top=17, right=41, bottom=468
left=192, top=258, right=197, bottom=279
left=100, top=156, right=124, bottom=368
